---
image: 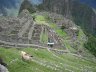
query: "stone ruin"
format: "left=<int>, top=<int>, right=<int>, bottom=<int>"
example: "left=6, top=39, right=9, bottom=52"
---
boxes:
left=37, top=12, right=79, bottom=37
left=0, top=10, right=65, bottom=49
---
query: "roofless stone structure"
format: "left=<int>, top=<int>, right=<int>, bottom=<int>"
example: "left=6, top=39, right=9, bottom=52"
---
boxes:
left=0, top=10, right=79, bottom=49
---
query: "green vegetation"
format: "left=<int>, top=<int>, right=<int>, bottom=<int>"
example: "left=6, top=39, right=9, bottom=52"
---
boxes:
left=0, top=48, right=96, bottom=72
left=72, top=4, right=96, bottom=56
left=71, top=1, right=94, bottom=35
left=84, top=34, right=96, bottom=56
left=48, top=23, right=67, bottom=37
left=0, top=12, right=95, bottom=72
left=35, top=14, right=67, bottom=45
left=35, top=15, right=47, bottom=24
left=40, top=28, right=48, bottom=44
left=36, top=14, right=78, bottom=52
left=56, top=29, right=67, bottom=37
left=25, top=14, right=96, bottom=72
left=36, top=0, right=96, bottom=57
left=49, top=23, right=57, bottom=29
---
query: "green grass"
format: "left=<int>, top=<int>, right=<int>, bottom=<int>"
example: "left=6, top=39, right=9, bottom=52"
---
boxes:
left=0, top=48, right=96, bottom=72
left=40, top=28, right=48, bottom=44
left=49, top=23, right=73, bottom=52
left=35, top=15, right=47, bottom=24
left=49, top=23, right=57, bottom=29
left=35, top=14, right=67, bottom=38
left=56, top=29, right=67, bottom=37
left=49, top=23, right=67, bottom=37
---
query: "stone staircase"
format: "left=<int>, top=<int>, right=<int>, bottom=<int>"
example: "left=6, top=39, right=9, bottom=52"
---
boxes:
left=31, top=24, right=42, bottom=44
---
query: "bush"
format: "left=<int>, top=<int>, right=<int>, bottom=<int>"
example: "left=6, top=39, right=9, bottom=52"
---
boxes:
left=84, top=34, right=96, bottom=56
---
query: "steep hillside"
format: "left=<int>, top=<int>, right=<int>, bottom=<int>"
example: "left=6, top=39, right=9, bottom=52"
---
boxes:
left=0, top=9, right=96, bottom=72
left=40, top=0, right=96, bottom=35
left=19, top=0, right=36, bottom=14
left=0, top=10, right=89, bottom=55
left=0, top=48, right=96, bottom=72
left=37, top=0, right=96, bottom=57
left=0, top=0, right=96, bottom=71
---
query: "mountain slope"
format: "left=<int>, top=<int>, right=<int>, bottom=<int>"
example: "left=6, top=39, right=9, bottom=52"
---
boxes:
left=19, top=0, right=36, bottom=14
left=0, top=10, right=96, bottom=72
left=39, top=0, right=96, bottom=35
left=0, top=48, right=96, bottom=72
left=36, top=0, right=96, bottom=57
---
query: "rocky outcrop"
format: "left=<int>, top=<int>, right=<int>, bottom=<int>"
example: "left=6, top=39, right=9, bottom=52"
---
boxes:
left=19, top=0, right=36, bottom=14
left=0, top=64, right=9, bottom=72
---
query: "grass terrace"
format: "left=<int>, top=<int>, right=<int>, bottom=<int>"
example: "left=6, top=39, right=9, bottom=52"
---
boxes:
left=0, top=48, right=96, bottom=72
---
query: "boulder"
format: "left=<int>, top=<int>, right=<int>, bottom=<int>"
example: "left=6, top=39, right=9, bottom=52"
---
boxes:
left=0, top=64, right=9, bottom=72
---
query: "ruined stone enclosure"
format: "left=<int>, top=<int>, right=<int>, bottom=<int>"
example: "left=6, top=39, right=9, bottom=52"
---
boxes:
left=0, top=10, right=80, bottom=49
left=0, top=10, right=65, bottom=49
